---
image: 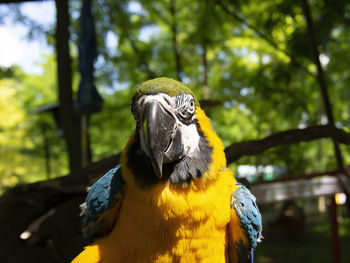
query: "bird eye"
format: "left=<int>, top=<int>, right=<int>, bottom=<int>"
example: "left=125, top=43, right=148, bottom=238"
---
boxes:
left=176, top=94, right=195, bottom=123
left=188, top=99, right=195, bottom=114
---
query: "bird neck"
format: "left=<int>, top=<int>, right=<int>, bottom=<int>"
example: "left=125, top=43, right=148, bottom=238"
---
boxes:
left=193, top=107, right=227, bottom=185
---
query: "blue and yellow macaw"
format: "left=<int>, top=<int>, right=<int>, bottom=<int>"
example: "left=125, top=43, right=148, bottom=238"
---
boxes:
left=72, top=78, right=262, bottom=263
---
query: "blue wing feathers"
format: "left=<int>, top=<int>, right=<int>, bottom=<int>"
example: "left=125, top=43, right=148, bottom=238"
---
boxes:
left=86, top=166, right=124, bottom=216
left=231, top=182, right=262, bottom=249
left=82, top=165, right=125, bottom=239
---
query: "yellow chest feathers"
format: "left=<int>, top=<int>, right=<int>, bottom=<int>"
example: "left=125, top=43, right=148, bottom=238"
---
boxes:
left=89, top=169, right=235, bottom=263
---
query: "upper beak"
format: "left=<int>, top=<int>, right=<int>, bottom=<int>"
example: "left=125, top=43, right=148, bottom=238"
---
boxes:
left=141, top=101, right=176, bottom=178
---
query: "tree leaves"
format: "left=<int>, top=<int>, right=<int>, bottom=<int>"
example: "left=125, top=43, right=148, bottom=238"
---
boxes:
left=1, top=0, right=350, bottom=185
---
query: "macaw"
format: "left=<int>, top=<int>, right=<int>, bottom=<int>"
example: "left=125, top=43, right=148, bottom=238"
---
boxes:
left=72, top=77, right=262, bottom=263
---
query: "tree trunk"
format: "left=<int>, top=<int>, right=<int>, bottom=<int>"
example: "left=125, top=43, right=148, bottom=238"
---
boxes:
left=170, top=0, right=182, bottom=81
left=55, top=0, right=82, bottom=174
left=202, top=44, right=210, bottom=99
left=301, top=0, right=350, bottom=208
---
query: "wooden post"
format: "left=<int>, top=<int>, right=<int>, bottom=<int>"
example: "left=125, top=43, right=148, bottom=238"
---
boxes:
left=55, top=0, right=83, bottom=173
left=41, top=124, right=51, bottom=179
left=330, top=195, right=341, bottom=263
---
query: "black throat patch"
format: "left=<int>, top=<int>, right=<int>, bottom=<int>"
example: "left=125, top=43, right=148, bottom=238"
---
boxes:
left=126, top=124, right=213, bottom=187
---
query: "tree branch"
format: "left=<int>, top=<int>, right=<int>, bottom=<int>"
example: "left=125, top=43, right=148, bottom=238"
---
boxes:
left=301, top=0, right=335, bottom=125
left=252, top=168, right=350, bottom=186
left=31, top=125, right=350, bottom=185
left=301, top=0, right=350, bottom=219
left=301, top=0, right=347, bottom=171
left=199, top=99, right=222, bottom=107
left=63, top=124, right=350, bottom=183
left=225, top=125, right=350, bottom=163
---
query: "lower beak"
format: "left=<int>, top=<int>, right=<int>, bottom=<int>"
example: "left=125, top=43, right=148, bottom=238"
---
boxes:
left=141, top=101, right=175, bottom=178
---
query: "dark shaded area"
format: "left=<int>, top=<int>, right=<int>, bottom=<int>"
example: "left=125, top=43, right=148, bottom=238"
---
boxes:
left=0, top=180, right=86, bottom=262
left=0, top=154, right=120, bottom=262
left=1, top=124, right=349, bottom=261
left=268, top=201, right=306, bottom=242
left=256, top=223, right=350, bottom=263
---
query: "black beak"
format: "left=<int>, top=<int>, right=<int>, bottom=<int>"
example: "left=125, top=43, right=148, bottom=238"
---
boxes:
left=141, top=101, right=175, bottom=178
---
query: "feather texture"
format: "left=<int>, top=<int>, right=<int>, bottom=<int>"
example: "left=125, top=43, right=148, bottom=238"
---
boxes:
left=82, top=165, right=125, bottom=239
left=72, top=78, right=262, bottom=263
left=231, top=183, right=262, bottom=249
left=228, top=183, right=263, bottom=263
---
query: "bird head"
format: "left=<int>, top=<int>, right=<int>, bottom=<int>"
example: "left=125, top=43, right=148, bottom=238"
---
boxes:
left=124, top=77, right=226, bottom=187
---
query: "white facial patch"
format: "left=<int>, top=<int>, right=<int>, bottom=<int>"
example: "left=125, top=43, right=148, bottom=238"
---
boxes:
left=136, top=93, right=200, bottom=159
left=177, top=122, right=200, bottom=157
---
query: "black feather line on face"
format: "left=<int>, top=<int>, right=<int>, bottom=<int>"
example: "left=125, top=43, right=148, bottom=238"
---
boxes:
left=168, top=122, right=212, bottom=185
left=126, top=122, right=213, bottom=187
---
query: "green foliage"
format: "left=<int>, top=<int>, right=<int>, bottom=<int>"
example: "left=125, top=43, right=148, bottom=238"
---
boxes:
left=0, top=55, right=69, bottom=191
left=89, top=88, right=134, bottom=161
left=311, top=217, right=350, bottom=238
left=0, top=66, right=16, bottom=79
left=1, top=0, right=350, bottom=187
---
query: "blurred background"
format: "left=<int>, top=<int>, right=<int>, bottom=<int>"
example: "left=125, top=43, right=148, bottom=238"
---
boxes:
left=0, top=0, right=349, bottom=262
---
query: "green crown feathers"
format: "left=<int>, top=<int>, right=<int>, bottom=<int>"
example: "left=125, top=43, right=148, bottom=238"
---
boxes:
left=134, top=77, right=199, bottom=105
